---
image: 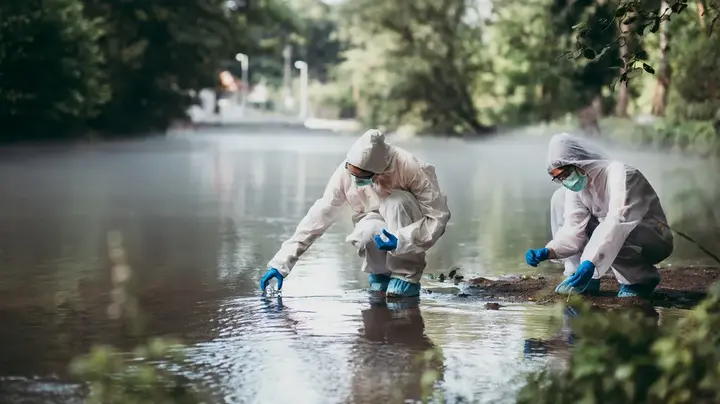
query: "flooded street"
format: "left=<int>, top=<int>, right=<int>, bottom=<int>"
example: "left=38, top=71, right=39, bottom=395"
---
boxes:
left=0, top=128, right=718, bottom=403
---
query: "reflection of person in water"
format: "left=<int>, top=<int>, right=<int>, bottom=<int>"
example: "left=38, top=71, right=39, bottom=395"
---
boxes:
left=347, top=299, right=444, bottom=403
left=524, top=305, right=660, bottom=358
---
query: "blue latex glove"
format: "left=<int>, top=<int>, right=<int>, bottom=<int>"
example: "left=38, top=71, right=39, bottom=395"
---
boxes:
left=374, top=228, right=398, bottom=251
left=525, top=248, right=550, bottom=267
left=260, top=268, right=284, bottom=292
left=569, top=260, right=595, bottom=287
left=555, top=260, right=596, bottom=294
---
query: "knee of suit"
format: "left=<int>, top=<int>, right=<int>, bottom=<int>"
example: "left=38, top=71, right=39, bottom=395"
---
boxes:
left=642, top=239, right=674, bottom=265
left=380, top=190, right=418, bottom=218
left=629, top=224, right=675, bottom=265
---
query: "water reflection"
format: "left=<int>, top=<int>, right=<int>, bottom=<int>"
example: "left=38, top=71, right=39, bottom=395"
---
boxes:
left=348, top=298, right=441, bottom=403
left=523, top=303, right=662, bottom=360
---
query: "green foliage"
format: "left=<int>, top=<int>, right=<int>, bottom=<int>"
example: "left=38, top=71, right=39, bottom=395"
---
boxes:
left=70, top=338, right=201, bottom=404
left=571, top=0, right=720, bottom=87
left=83, top=0, right=241, bottom=134
left=1, top=0, right=718, bottom=138
left=667, top=99, right=720, bottom=122
left=225, top=0, right=300, bottom=87
left=290, top=0, right=343, bottom=83
left=602, top=117, right=720, bottom=156
left=0, top=0, right=110, bottom=140
left=490, top=0, right=618, bottom=124
left=0, top=0, right=297, bottom=139
left=672, top=32, right=720, bottom=105
left=336, top=0, right=493, bottom=135
left=518, top=281, right=720, bottom=404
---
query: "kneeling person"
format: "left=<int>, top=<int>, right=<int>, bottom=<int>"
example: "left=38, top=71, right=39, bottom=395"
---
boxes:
left=260, top=129, right=451, bottom=297
left=525, top=133, right=674, bottom=298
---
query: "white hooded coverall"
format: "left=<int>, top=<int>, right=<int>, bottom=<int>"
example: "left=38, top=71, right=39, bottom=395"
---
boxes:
left=546, top=133, right=674, bottom=285
left=267, top=129, right=451, bottom=284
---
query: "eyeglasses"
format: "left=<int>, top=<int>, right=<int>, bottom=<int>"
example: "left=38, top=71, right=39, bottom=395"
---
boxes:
left=345, top=162, right=374, bottom=179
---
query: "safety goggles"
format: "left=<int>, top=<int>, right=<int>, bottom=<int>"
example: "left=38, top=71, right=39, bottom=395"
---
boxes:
left=550, top=167, right=574, bottom=184
left=345, top=162, right=374, bottom=179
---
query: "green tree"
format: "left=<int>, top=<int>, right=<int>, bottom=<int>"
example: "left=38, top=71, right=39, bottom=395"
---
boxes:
left=225, top=0, right=300, bottom=87
left=83, top=0, right=238, bottom=134
left=490, top=0, right=619, bottom=124
left=290, top=0, right=344, bottom=83
left=0, top=0, right=109, bottom=140
left=337, top=0, right=494, bottom=135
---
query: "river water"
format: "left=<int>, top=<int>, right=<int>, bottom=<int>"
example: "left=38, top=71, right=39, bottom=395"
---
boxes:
left=0, top=128, right=717, bottom=403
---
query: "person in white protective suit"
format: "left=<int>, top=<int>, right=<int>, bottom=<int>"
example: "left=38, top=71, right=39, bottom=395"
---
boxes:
left=259, top=129, right=451, bottom=297
left=524, top=133, right=674, bottom=297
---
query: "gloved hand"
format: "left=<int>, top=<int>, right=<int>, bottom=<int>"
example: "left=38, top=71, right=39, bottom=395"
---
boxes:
left=525, top=248, right=550, bottom=267
left=374, top=228, right=398, bottom=251
left=260, top=268, right=284, bottom=292
left=555, top=260, right=596, bottom=294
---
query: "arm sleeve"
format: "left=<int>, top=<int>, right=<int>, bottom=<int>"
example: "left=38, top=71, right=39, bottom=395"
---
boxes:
left=580, top=163, right=653, bottom=276
left=393, top=163, right=451, bottom=255
left=267, top=165, right=347, bottom=276
left=546, top=188, right=591, bottom=259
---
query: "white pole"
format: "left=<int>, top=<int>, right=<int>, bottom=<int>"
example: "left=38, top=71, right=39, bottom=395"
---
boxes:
left=294, top=60, right=308, bottom=121
left=235, top=53, right=249, bottom=117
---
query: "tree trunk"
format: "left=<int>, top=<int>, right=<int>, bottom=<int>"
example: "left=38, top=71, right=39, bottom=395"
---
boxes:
left=651, top=1, right=672, bottom=117
left=697, top=0, right=708, bottom=33
left=615, top=40, right=630, bottom=117
left=614, top=0, right=634, bottom=118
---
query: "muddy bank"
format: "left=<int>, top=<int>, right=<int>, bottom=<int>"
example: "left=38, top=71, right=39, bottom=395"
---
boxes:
left=447, top=267, right=720, bottom=310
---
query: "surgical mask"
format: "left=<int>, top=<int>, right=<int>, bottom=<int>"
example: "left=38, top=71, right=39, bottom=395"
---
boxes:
left=562, top=169, right=588, bottom=192
left=355, top=177, right=373, bottom=187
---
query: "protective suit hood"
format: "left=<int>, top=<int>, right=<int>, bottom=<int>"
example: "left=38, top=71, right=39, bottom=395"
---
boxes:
left=547, top=133, right=609, bottom=175
left=346, top=129, right=393, bottom=174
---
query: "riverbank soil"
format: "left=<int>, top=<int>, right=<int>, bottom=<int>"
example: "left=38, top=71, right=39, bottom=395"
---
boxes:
left=460, top=267, right=719, bottom=309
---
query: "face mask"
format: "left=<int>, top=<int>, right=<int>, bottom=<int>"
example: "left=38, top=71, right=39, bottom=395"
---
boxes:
left=355, top=177, right=373, bottom=187
left=562, top=169, right=588, bottom=192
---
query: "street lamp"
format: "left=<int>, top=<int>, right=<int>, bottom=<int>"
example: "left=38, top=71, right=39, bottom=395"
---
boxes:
left=235, top=52, right=249, bottom=117
left=294, top=60, right=308, bottom=121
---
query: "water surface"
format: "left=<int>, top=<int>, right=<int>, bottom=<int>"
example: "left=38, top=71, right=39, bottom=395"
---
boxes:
left=0, top=128, right=717, bottom=403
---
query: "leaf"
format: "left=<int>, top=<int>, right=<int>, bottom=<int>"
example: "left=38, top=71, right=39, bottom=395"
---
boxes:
left=615, top=6, right=627, bottom=17
left=583, top=48, right=596, bottom=60
left=623, top=16, right=637, bottom=25
left=642, top=63, right=655, bottom=74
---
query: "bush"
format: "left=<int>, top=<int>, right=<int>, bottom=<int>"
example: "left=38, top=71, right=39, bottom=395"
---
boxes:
left=672, top=34, right=720, bottom=106
left=517, top=280, right=720, bottom=404
left=0, top=0, right=110, bottom=140
left=668, top=99, right=720, bottom=122
left=70, top=338, right=201, bottom=404
left=601, top=117, right=720, bottom=157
